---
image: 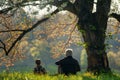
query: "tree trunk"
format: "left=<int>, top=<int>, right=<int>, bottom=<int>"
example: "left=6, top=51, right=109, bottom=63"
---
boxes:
left=77, top=17, right=111, bottom=73
left=75, top=0, right=111, bottom=74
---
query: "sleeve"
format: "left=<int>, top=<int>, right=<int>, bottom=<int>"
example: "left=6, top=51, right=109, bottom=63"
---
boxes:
left=55, top=61, right=60, bottom=65
left=34, top=68, right=37, bottom=73
left=55, top=59, right=63, bottom=65
left=55, top=58, right=66, bottom=65
left=41, top=67, right=47, bottom=74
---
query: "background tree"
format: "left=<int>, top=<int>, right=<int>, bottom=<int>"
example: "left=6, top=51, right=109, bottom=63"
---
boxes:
left=0, top=1, right=81, bottom=70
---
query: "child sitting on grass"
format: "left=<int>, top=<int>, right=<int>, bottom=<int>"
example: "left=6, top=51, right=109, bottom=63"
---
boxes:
left=34, top=59, right=46, bottom=74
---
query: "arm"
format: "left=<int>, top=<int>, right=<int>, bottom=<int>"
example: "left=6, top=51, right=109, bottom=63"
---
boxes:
left=55, top=59, right=64, bottom=65
left=55, top=61, right=60, bottom=65
left=33, top=68, right=37, bottom=74
left=41, top=67, right=47, bottom=74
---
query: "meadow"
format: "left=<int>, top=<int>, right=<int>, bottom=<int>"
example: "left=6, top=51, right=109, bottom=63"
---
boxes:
left=0, top=72, right=120, bottom=80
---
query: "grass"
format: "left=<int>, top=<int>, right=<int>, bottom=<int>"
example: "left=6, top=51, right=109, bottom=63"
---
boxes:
left=0, top=72, right=120, bottom=80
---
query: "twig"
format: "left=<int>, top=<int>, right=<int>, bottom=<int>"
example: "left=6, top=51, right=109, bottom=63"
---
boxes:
left=0, top=30, right=25, bottom=33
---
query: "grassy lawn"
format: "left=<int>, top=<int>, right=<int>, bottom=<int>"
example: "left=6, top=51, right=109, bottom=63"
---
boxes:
left=0, top=72, right=120, bottom=80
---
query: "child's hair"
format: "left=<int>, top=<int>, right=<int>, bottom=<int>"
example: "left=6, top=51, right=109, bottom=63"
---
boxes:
left=35, top=59, right=41, bottom=65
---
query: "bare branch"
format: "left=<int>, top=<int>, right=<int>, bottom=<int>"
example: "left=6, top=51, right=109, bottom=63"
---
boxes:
left=0, top=7, right=13, bottom=14
left=0, top=0, right=41, bottom=14
left=0, top=40, right=5, bottom=46
left=6, top=9, right=59, bottom=55
left=0, top=47, right=4, bottom=49
left=51, top=0, right=77, bottom=15
left=0, top=0, right=76, bottom=17
left=0, top=39, right=7, bottom=53
left=6, top=19, right=48, bottom=55
left=64, top=24, right=77, bottom=48
left=110, top=13, right=120, bottom=22
left=0, top=29, right=25, bottom=33
left=51, top=0, right=68, bottom=6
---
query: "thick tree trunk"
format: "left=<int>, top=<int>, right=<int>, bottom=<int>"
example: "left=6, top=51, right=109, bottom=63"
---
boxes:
left=75, top=0, right=111, bottom=74
left=61, top=0, right=112, bottom=73
left=77, top=19, right=111, bottom=73
left=78, top=21, right=111, bottom=73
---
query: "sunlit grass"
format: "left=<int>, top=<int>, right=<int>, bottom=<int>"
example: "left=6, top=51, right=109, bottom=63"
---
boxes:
left=0, top=71, right=120, bottom=80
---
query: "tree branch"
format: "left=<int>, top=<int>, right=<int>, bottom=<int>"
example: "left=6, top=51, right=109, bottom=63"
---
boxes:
left=51, top=0, right=77, bottom=15
left=51, top=0, right=69, bottom=7
left=6, top=9, right=59, bottom=55
left=6, top=19, right=49, bottom=56
left=0, top=40, right=7, bottom=53
left=0, top=0, right=41, bottom=14
left=64, top=24, right=77, bottom=47
left=0, top=30, right=25, bottom=33
left=110, top=13, right=120, bottom=22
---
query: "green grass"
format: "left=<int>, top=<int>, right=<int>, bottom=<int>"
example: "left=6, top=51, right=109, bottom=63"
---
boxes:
left=0, top=72, right=120, bottom=80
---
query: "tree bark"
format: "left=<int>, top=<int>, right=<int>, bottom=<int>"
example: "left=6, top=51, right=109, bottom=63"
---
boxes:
left=77, top=17, right=111, bottom=73
left=75, top=0, right=111, bottom=73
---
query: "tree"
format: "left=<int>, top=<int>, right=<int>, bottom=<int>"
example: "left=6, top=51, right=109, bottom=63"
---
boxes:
left=0, top=0, right=80, bottom=69
left=73, top=0, right=112, bottom=73
left=0, top=0, right=120, bottom=73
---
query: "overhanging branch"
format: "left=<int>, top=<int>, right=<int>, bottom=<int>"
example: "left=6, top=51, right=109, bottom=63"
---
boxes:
left=0, top=29, right=25, bottom=33
left=110, top=13, right=120, bottom=22
left=0, top=0, right=43, bottom=14
left=6, top=9, right=59, bottom=56
left=51, top=0, right=77, bottom=15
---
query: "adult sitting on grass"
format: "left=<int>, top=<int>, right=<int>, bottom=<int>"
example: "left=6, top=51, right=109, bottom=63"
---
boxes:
left=34, top=59, right=46, bottom=74
left=55, top=48, right=81, bottom=75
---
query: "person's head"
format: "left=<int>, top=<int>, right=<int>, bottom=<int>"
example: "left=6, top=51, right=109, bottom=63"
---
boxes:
left=65, top=48, right=73, bottom=57
left=35, top=59, right=41, bottom=65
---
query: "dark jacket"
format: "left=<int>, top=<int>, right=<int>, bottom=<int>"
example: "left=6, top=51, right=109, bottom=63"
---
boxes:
left=55, top=56, right=80, bottom=75
left=34, top=65, right=46, bottom=74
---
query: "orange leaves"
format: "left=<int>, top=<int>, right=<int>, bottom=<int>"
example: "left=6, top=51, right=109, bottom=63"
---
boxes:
left=108, top=51, right=120, bottom=67
left=0, top=56, right=14, bottom=68
left=0, top=12, right=31, bottom=68
left=37, top=11, right=81, bottom=58
left=0, top=10, right=82, bottom=67
left=107, top=18, right=120, bottom=34
left=0, top=14, right=14, bottom=30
